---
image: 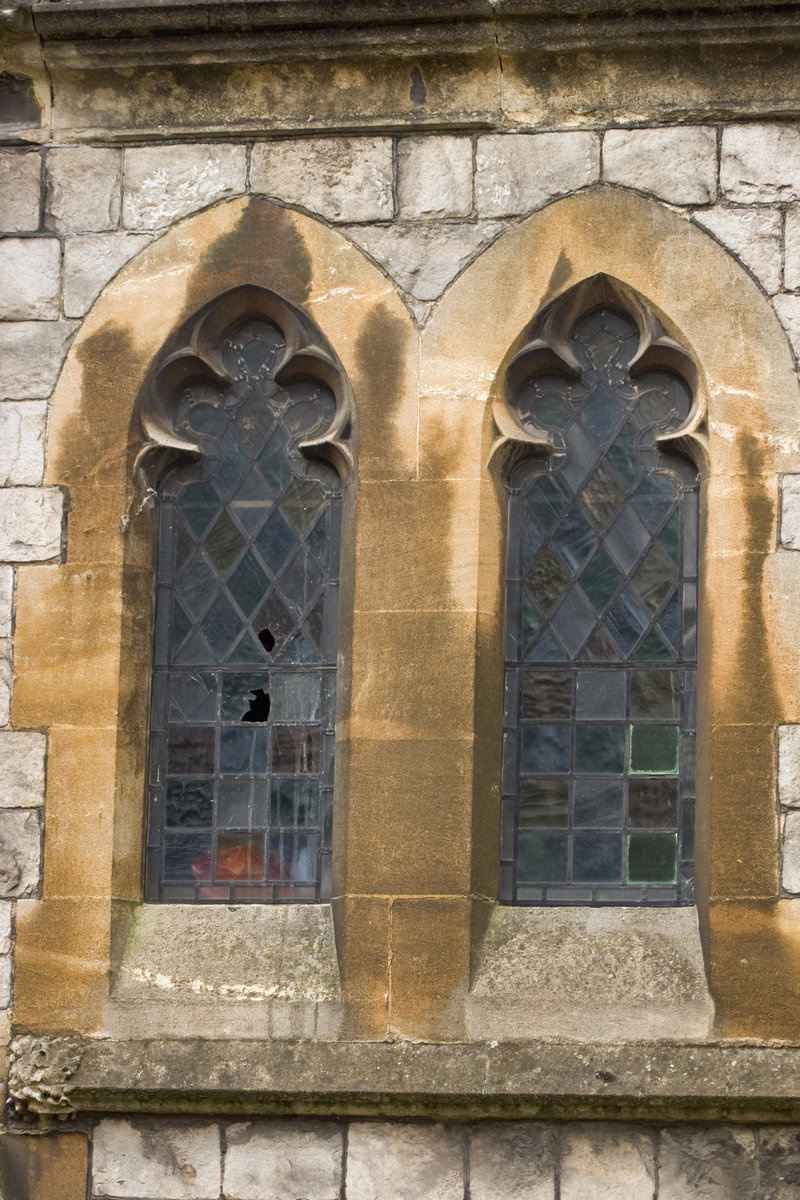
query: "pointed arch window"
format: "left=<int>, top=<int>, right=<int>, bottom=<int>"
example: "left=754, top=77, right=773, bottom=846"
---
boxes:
left=142, top=287, right=351, bottom=903
left=500, top=281, right=701, bottom=906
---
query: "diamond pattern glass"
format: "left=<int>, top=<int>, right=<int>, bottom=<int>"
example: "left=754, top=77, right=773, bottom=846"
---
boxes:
left=502, top=307, right=698, bottom=905
left=147, top=316, right=341, bottom=902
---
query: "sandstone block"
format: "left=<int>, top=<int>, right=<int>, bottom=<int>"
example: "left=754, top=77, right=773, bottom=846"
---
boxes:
left=772, top=294, right=800, bottom=359
left=0, top=151, right=41, bottom=232
left=63, top=231, right=153, bottom=317
left=721, top=125, right=800, bottom=202
left=694, top=206, right=782, bottom=293
left=250, top=137, right=393, bottom=222
left=658, top=1125, right=757, bottom=1198
left=0, top=809, right=40, bottom=897
left=0, top=488, right=64, bottom=562
left=0, top=641, right=8, bottom=726
left=0, top=321, right=77, bottom=400
left=474, top=132, right=600, bottom=217
left=346, top=1122, right=464, bottom=1200
left=782, top=477, right=800, bottom=551
left=123, top=144, right=246, bottom=230
left=469, top=1123, right=555, bottom=1199
left=0, top=731, right=45, bottom=807
left=92, top=1119, right=221, bottom=1199
left=344, top=221, right=506, bottom=301
left=781, top=204, right=800, bottom=292
left=783, top=811, right=800, bottom=893
left=0, top=239, right=60, bottom=320
left=560, top=1125, right=655, bottom=1200
left=0, top=1132, right=89, bottom=1200
left=604, top=126, right=717, bottom=204
left=45, top=147, right=121, bottom=234
left=758, top=1126, right=800, bottom=1199
left=224, top=1121, right=342, bottom=1200
left=397, top=136, right=473, bottom=218
left=0, top=567, right=11, bottom=638
left=0, top=401, right=47, bottom=486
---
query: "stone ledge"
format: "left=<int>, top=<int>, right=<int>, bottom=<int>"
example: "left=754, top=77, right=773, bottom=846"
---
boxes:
left=11, top=1035, right=800, bottom=1121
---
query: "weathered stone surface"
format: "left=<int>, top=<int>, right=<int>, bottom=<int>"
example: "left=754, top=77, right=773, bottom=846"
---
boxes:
left=783, top=811, right=800, bottom=893
left=123, top=144, right=246, bottom=230
left=0, top=955, right=10, bottom=1009
left=92, top=1119, right=221, bottom=1200
left=346, top=1122, right=464, bottom=1200
left=782, top=477, right=800, bottom=551
left=0, top=401, right=47, bottom=485
left=778, top=725, right=800, bottom=805
left=0, top=1132, right=89, bottom=1200
left=0, top=321, right=77, bottom=400
left=0, top=488, right=64, bottom=562
left=658, top=1125, right=757, bottom=1198
left=224, top=1121, right=342, bottom=1200
left=45, top=146, right=121, bottom=233
left=63, top=232, right=153, bottom=317
left=0, top=731, right=45, bottom=808
left=772, top=294, right=800, bottom=358
left=469, top=1123, right=554, bottom=1199
left=397, top=136, right=473, bottom=219
left=603, top=126, right=717, bottom=204
left=693, top=205, right=782, bottom=293
left=781, top=204, right=800, bottom=292
left=0, top=239, right=60, bottom=320
left=250, top=137, right=393, bottom=222
left=474, top=132, right=599, bottom=217
left=759, top=1126, right=800, bottom=1199
left=0, top=150, right=41, bottom=232
left=721, top=125, right=800, bottom=202
left=343, top=221, right=506, bottom=301
left=0, top=567, right=11, bottom=639
left=0, top=809, right=40, bottom=897
left=0, top=902, right=11, bottom=954
left=0, top=641, right=8, bottom=727
left=559, top=1125, right=655, bottom=1200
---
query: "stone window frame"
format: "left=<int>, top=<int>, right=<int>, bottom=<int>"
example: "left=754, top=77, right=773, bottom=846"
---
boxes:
left=9, top=186, right=800, bottom=1120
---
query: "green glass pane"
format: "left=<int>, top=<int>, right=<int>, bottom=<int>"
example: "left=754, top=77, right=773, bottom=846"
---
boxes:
left=171, top=600, right=191, bottom=651
left=587, top=328, right=621, bottom=367
left=280, top=478, right=326, bottom=535
left=575, top=724, right=625, bottom=774
left=270, top=778, right=319, bottom=827
left=522, top=591, right=543, bottom=646
left=630, top=724, right=679, bottom=774
left=630, top=543, right=676, bottom=614
left=521, top=670, right=572, bottom=719
left=627, top=833, right=677, bottom=883
left=580, top=462, right=625, bottom=528
left=630, top=671, right=679, bottom=719
left=628, top=778, right=678, bottom=828
left=634, top=629, right=673, bottom=662
left=221, top=673, right=270, bottom=720
left=205, top=510, right=246, bottom=573
left=533, top=391, right=571, bottom=429
left=606, top=422, right=639, bottom=488
left=526, top=548, right=570, bottom=613
left=519, top=779, right=568, bottom=827
left=526, top=475, right=571, bottom=532
left=579, top=546, right=622, bottom=610
left=661, top=510, right=680, bottom=564
left=517, top=831, right=567, bottom=883
left=187, top=403, right=226, bottom=436
left=582, top=625, right=621, bottom=662
left=228, top=631, right=268, bottom=664
left=257, top=427, right=291, bottom=493
left=180, top=481, right=220, bottom=536
left=227, top=552, right=269, bottom=616
left=307, top=515, right=327, bottom=566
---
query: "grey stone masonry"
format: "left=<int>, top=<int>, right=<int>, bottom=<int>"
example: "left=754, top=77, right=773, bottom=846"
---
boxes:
left=0, top=810, right=40, bottom=897
left=123, top=144, right=247, bottom=231
left=0, top=567, right=11, bottom=639
left=783, top=811, right=800, bottom=895
left=474, top=132, right=600, bottom=217
left=63, top=232, right=153, bottom=317
left=772, top=295, right=800, bottom=361
left=45, top=147, right=122, bottom=234
left=658, top=1126, right=757, bottom=1199
left=250, top=137, right=393, bottom=222
left=0, top=732, right=46, bottom=808
left=92, top=1119, right=221, bottom=1199
left=0, top=321, right=78, bottom=400
left=693, top=206, right=782, bottom=294
left=0, top=239, right=61, bottom=320
left=721, top=124, right=800, bottom=203
left=346, top=1122, right=464, bottom=1200
left=560, top=1125, right=656, bottom=1200
left=224, top=1121, right=343, bottom=1200
left=0, top=488, right=64, bottom=562
left=777, top=725, right=800, bottom=894
left=0, top=402, right=47, bottom=486
left=758, top=1127, right=800, bottom=1199
left=397, top=136, right=474, bottom=219
left=0, top=151, right=41, bottom=232
left=781, top=476, right=800, bottom=550
left=469, top=1123, right=555, bottom=1200
left=782, top=204, right=800, bottom=292
left=603, top=126, right=718, bottom=205
left=0, top=641, right=9, bottom=728
left=343, top=221, right=506, bottom=302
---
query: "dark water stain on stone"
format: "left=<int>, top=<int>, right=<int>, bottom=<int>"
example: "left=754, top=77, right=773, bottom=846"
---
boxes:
left=0, top=71, right=39, bottom=126
left=410, top=65, right=427, bottom=108
left=353, top=302, right=412, bottom=462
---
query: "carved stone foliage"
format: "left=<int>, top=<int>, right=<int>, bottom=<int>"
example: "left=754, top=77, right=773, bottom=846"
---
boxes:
left=8, top=1035, right=82, bottom=1118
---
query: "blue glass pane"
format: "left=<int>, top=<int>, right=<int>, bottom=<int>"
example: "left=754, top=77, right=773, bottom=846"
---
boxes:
left=520, top=724, right=570, bottom=774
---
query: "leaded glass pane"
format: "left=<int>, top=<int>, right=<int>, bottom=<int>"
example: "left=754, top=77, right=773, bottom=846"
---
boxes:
left=147, top=316, right=342, bottom=902
left=502, top=307, right=698, bottom=905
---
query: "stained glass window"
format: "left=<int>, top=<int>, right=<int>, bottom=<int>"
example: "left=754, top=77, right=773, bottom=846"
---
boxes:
left=146, top=315, right=342, bottom=902
left=501, top=307, right=698, bottom=905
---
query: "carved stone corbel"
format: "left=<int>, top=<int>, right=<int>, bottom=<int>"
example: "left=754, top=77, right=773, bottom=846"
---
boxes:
left=8, top=1035, right=82, bottom=1119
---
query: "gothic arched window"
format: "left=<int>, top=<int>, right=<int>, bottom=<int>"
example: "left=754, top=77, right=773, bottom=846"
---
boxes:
left=142, top=287, right=350, bottom=903
left=501, top=283, right=700, bottom=906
